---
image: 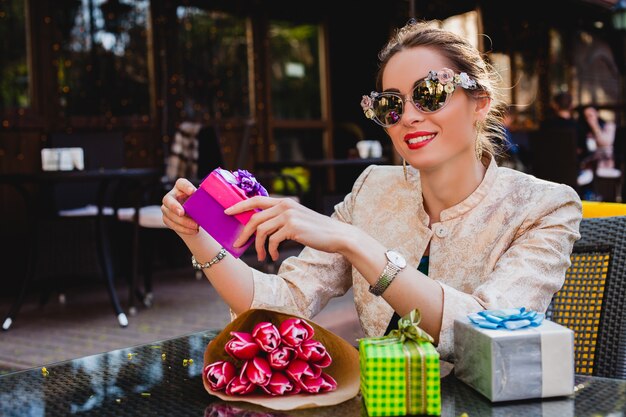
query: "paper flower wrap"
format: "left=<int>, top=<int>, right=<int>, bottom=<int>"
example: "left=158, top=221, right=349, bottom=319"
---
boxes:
left=183, top=168, right=268, bottom=257
left=203, top=308, right=360, bottom=410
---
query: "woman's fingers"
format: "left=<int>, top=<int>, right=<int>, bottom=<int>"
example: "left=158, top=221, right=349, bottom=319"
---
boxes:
left=175, top=178, right=197, bottom=195
left=232, top=198, right=295, bottom=247
left=266, top=226, right=292, bottom=261
left=253, top=213, right=292, bottom=261
left=228, top=195, right=340, bottom=260
left=162, top=192, right=184, bottom=216
left=161, top=204, right=198, bottom=234
left=160, top=178, right=199, bottom=234
left=162, top=215, right=196, bottom=235
left=162, top=179, right=195, bottom=210
left=225, top=195, right=280, bottom=215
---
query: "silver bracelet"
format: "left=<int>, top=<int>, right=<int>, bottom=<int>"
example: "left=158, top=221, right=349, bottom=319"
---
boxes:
left=191, top=248, right=227, bottom=270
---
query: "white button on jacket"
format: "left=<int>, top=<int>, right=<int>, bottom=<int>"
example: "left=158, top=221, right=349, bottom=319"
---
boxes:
left=435, top=225, right=448, bottom=238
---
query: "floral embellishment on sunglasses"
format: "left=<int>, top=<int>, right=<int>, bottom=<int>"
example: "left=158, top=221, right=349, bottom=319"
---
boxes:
left=361, top=68, right=479, bottom=127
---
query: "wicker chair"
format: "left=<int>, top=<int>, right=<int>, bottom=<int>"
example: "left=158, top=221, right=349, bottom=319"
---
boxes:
left=546, top=215, right=626, bottom=378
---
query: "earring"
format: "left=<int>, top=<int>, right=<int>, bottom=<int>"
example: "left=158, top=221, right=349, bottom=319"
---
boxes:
left=403, top=159, right=408, bottom=182
left=475, top=121, right=483, bottom=161
left=475, top=139, right=483, bottom=161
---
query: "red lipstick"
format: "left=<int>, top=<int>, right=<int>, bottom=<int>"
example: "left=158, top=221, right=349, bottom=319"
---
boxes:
left=404, top=131, right=436, bottom=150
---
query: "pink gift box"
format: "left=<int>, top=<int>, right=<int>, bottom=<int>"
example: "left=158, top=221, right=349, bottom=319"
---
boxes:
left=183, top=168, right=265, bottom=258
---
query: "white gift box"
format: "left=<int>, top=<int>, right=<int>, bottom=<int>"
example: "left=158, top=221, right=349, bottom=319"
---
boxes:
left=453, top=316, right=575, bottom=402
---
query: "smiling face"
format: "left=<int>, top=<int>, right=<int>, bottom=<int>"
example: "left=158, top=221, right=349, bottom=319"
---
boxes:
left=382, top=46, right=488, bottom=173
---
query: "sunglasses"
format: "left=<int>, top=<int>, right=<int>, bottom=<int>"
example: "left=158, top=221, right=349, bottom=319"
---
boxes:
left=361, top=68, right=479, bottom=127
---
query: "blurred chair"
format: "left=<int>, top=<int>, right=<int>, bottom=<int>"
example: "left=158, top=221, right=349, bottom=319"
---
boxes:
left=546, top=215, right=626, bottom=378
left=528, top=128, right=579, bottom=191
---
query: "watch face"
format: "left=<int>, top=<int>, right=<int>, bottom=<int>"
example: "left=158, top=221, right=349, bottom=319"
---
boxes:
left=386, top=250, right=406, bottom=268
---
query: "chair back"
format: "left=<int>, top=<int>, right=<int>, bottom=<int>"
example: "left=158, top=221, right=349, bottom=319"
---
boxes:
left=582, top=200, right=626, bottom=218
left=166, top=121, right=226, bottom=183
left=166, top=122, right=203, bottom=182
left=528, top=128, right=579, bottom=190
left=546, top=215, right=626, bottom=378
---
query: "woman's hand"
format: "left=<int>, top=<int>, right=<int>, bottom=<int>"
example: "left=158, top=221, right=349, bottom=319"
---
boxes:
left=161, top=178, right=201, bottom=235
left=225, top=197, right=351, bottom=261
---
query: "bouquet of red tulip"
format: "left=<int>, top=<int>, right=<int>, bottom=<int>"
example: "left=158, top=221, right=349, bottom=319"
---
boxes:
left=204, top=317, right=337, bottom=396
left=202, top=308, right=360, bottom=410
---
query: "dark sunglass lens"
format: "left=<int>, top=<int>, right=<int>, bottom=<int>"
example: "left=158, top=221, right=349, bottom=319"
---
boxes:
left=373, top=94, right=403, bottom=126
left=413, top=80, right=450, bottom=112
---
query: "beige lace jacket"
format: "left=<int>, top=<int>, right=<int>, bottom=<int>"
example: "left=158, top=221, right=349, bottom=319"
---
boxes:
left=247, top=158, right=582, bottom=361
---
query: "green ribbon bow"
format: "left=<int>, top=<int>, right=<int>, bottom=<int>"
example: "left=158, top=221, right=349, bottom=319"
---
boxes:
left=387, top=309, right=434, bottom=344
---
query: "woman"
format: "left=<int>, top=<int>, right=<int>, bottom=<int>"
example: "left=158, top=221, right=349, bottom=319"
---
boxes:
left=581, top=105, right=620, bottom=179
left=161, top=20, right=582, bottom=360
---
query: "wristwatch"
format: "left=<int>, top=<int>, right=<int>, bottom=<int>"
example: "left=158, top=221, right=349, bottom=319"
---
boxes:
left=369, top=250, right=407, bottom=296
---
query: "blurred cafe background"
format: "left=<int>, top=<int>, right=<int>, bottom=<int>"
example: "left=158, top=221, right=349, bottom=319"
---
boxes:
left=0, top=0, right=624, bottom=291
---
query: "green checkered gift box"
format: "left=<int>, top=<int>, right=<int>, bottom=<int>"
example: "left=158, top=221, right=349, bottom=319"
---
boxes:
left=359, top=310, right=441, bottom=416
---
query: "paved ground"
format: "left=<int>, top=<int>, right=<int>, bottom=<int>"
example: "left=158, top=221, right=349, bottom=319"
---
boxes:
left=0, top=266, right=362, bottom=374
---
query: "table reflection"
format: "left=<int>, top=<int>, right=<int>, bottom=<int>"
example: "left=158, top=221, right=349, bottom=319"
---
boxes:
left=1, top=329, right=625, bottom=417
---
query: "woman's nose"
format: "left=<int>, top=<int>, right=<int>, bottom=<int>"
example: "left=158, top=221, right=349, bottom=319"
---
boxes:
left=402, top=97, right=424, bottom=124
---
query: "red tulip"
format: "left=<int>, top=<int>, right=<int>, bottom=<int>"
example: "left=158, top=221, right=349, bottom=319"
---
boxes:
left=298, top=372, right=337, bottom=393
left=204, top=360, right=236, bottom=391
left=252, top=321, right=281, bottom=352
left=278, top=318, right=314, bottom=347
left=268, top=346, right=296, bottom=370
left=224, top=331, right=260, bottom=360
left=285, top=358, right=316, bottom=384
left=297, top=339, right=329, bottom=363
left=243, top=356, right=272, bottom=386
left=259, top=372, right=297, bottom=396
left=309, top=363, right=323, bottom=378
left=225, top=373, right=256, bottom=396
left=311, top=351, right=332, bottom=368
left=320, top=372, right=338, bottom=391
left=298, top=375, right=325, bottom=393
left=289, top=383, right=302, bottom=395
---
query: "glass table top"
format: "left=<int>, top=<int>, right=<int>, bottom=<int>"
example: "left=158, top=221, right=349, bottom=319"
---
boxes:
left=1, top=329, right=625, bottom=416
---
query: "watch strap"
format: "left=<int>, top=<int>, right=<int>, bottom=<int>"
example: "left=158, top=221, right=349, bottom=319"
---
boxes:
left=369, top=260, right=403, bottom=296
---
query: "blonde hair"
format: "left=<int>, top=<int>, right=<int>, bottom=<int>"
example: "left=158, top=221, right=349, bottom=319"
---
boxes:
left=376, top=19, right=507, bottom=160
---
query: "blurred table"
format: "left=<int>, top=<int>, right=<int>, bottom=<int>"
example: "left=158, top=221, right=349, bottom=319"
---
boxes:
left=0, top=168, right=161, bottom=331
left=1, top=328, right=625, bottom=416
left=256, top=158, right=387, bottom=213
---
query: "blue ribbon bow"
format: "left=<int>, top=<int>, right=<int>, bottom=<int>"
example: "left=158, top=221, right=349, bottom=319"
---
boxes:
left=467, top=307, right=544, bottom=330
